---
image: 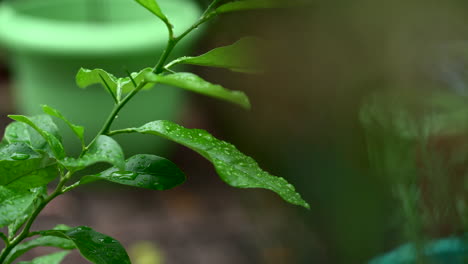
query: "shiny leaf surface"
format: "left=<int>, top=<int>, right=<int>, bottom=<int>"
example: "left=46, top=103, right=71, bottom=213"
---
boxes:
left=0, top=187, right=42, bottom=228
left=61, top=135, right=125, bottom=171
left=80, top=154, right=185, bottom=190
left=8, top=115, right=65, bottom=159
left=145, top=72, right=250, bottom=109
left=172, top=37, right=263, bottom=73
left=40, top=226, right=131, bottom=264
left=0, top=143, right=57, bottom=190
left=129, top=120, right=309, bottom=208
left=7, top=187, right=47, bottom=239
left=76, top=68, right=153, bottom=100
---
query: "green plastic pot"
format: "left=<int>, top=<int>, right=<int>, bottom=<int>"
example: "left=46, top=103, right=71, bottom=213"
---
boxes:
left=0, top=0, right=202, bottom=154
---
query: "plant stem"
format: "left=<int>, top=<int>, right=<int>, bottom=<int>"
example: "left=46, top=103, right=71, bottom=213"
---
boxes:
left=0, top=172, right=71, bottom=263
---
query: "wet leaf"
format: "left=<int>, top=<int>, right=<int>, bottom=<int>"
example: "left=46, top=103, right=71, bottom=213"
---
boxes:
left=76, top=68, right=153, bottom=101
left=0, top=143, right=58, bottom=191
left=145, top=72, right=250, bottom=109
left=129, top=120, right=310, bottom=208
left=16, top=251, right=70, bottom=264
left=80, top=154, right=185, bottom=190
left=61, top=135, right=125, bottom=171
left=8, top=187, right=47, bottom=239
left=134, top=0, right=168, bottom=22
left=172, top=37, right=263, bottom=73
left=5, top=232, right=75, bottom=264
left=8, top=115, right=65, bottom=159
left=40, top=226, right=131, bottom=264
left=0, top=187, right=42, bottom=228
left=42, top=105, right=85, bottom=147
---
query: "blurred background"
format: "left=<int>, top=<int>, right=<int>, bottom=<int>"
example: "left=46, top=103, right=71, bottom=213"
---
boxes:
left=1, top=0, right=468, bottom=263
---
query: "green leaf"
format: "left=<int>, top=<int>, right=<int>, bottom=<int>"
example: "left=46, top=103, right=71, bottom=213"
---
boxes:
left=8, top=187, right=47, bottom=239
left=171, top=37, right=263, bottom=73
left=0, top=143, right=58, bottom=190
left=145, top=72, right=251, bottom=109
left=134, top=0, right=168, bottom=22
left=0, top=187, right=43, bottom=228
left=76, top=68, right=153, bottom=100
left=80, top=154, right=185, bottom=190
left=40, top=226, right=131, bottom=264
left=42, top=105, right=85, bottom=147
left=60, top=135, right=125, bottom=171
left=129, top=120, right=310, bottom=208
left=5, top=234, right=75, bottom=264
left=4, top=121, right=31, bottom=145
left=216, top=0, right=304, bottom=13
left=8, top=115, right=65, bottom=159
left=16, top=251, right=70, bottom=264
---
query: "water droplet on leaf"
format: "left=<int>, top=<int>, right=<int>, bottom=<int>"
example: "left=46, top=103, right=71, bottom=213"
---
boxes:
left=11, top=153, right=30, bottom=160
left=112, top=171, right=137, bottom=180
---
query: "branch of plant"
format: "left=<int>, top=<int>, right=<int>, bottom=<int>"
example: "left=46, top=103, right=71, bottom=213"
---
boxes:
left=0, top=171, right=72, bottom=263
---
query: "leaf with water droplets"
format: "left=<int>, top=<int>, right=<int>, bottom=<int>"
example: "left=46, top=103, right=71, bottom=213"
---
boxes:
left=42, top=105, right=85, bottom=147
left=80, top=154, right=185, bottom=190
left=0, top=186, right=43, bottom=228
left=0, top=143, right=58, bottom=191
left=40, top=226, right=131, bottom=264
left=216, top=0, right=306, bottom=13
left=7, top=187, right=47, bottom=239
left=145, top=72, right=251, bottom=109
left=134, top=0, right=168, bottom=22
left=4, top=121, right=31, bottom=145
left=16, top=251, right=70, bottom=264
left=60, top=135, right=125, bottom=171
left=8, top=115, right=65, bottom=159
left=5, top=231, right=75, bottom=264
left=130, top=120, right=309, bottom=208
left=171, top=37, right=263, bottom=73
left=76, top=68, right=153, bottom=101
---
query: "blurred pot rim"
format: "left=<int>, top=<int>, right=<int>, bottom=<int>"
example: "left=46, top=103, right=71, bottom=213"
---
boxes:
left=0, top=0, right=200, bottom=57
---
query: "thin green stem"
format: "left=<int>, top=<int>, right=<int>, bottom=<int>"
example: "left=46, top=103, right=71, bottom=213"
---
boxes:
left=107, top=128, right=137, bottom=136
left=153, top=2, right=219, bottom=74
left=0, top=172, right=72, bottom=263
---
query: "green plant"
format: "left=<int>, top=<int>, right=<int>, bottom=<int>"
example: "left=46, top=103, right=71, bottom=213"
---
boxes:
left=0, top=0, right=309, bottom=263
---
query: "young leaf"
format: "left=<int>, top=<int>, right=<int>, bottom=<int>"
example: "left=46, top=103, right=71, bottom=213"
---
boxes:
left=76, top=68, right=153, bottom=100
left=8, top=115, right=65, bottom=159
left=170, top=37, right=263, bottom=73
left=124, top=120, right=310, bottom=208
left=5, top=235, right=75, bottom=264
left=0, top=186, right=42, bottom=228
left=80, top=154, right=185, bottom=190
left=16, top=251, right=70, bottom=264
left=60, top=135, right=125, bottom=171
left=42, top=105, right=85, bottom=147
left=216, top=0, right=305, bottom=13
left=134, top=0, right=168, bottom=22
left=0, top=143, right=58, bottom=191
left=40, top=226, right=131, bottom=264
left=145, top=72, right=251, bottom=109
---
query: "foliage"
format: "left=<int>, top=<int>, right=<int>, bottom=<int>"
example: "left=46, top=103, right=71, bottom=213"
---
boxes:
left=0, top=0, right=309, bottom=263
